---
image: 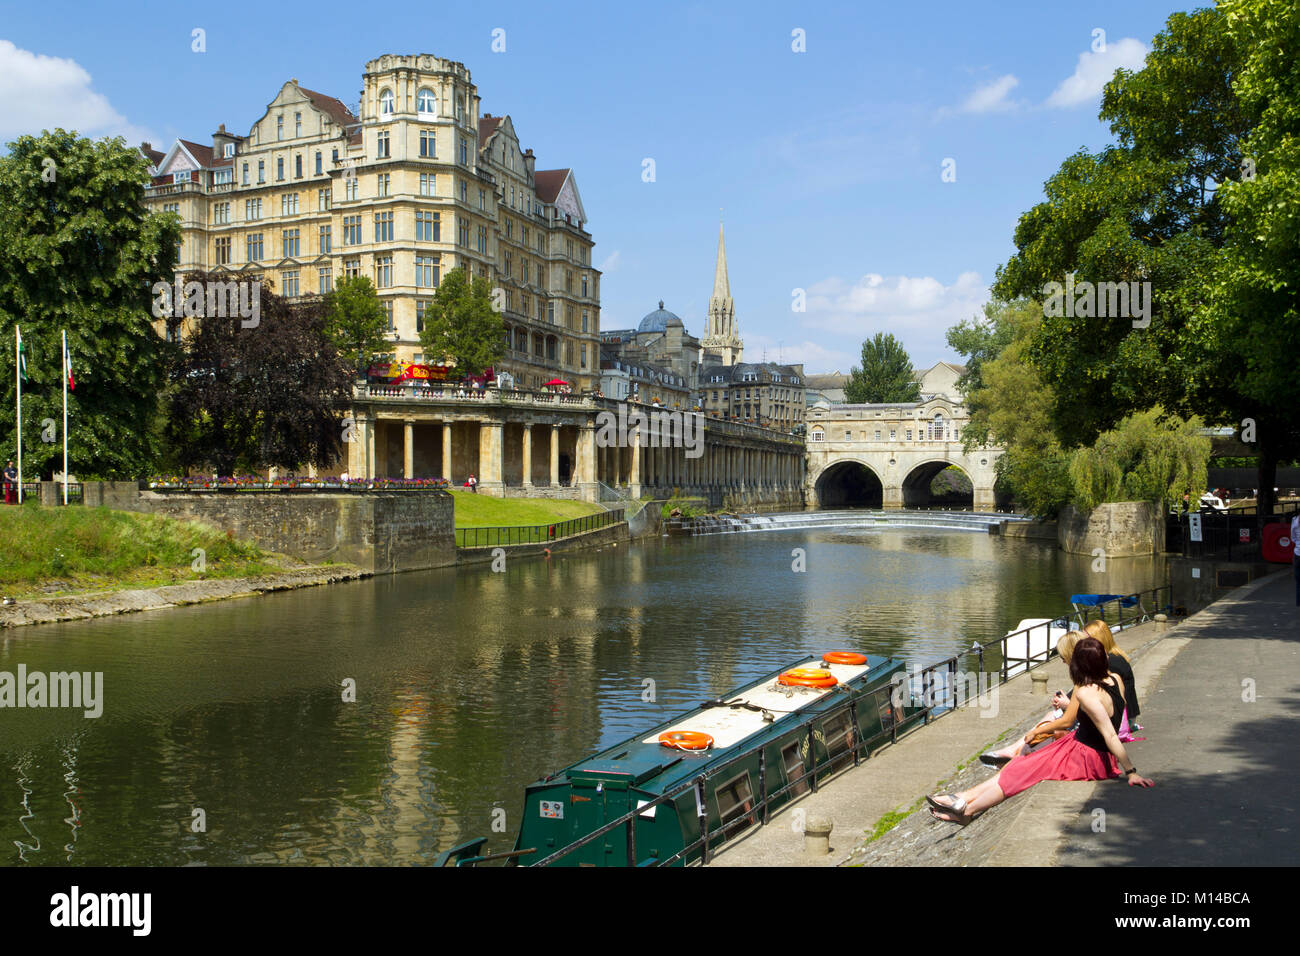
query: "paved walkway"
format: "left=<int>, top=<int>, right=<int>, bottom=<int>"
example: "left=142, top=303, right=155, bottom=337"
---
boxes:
left=708, top=570, right=1297, bottom=867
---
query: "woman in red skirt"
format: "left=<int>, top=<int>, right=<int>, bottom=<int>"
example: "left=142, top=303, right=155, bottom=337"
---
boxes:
left=927, top=637, right=1154, bottom=823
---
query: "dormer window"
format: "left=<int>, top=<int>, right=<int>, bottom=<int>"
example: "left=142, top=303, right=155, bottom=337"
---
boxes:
left=417, top=88, right=436, bottom=116
left=223, top=143, right=235, bottom=158
left=379, top=89, right=395, bottom=115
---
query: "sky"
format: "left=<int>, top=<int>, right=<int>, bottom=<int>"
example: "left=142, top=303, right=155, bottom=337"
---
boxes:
left=0, top=0, right=1196, bottom=373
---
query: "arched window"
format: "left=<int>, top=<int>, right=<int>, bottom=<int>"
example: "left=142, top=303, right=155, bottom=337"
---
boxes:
left=379, top=89, right=395, bottom=115
left=933, top=413, right=946, bottom=441
left=417, top=88, right=436, bottom=115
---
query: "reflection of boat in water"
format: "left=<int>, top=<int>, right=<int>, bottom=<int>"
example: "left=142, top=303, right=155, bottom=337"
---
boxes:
left=438, top=653, right=920, bottom=867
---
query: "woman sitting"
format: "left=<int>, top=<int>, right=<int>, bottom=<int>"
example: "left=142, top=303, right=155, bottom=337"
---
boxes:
left=1084, top=619, right=1141, bottom=736
left=979, top=631, right=1083, bottom=766
left=928, top=637, right=1153, bottom=824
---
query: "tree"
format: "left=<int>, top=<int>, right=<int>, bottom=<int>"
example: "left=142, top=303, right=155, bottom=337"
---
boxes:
left=164, top=275, right=352, bottom=475
left=1069, top=409, right=1210, bottom=512
left=992, top=7, right=1251, bottom=446
left=844, top=332, right=921, bottom=404
left=0, top=129, right=179, bottom=478
left=1197, top=0, right=1300, bottom=516
left=418, top=268, right=504, bottom=380
left=324, top=275, right=387, bottom=377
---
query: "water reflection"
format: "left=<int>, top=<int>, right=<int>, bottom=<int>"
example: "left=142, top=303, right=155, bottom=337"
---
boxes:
left=0, top=527, right=1164, bottom=865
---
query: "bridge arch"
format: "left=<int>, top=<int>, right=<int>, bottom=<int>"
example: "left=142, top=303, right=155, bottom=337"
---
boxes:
left=813, top=459, right=884, bottom=509
left=901, top=458, right=973, bottom=509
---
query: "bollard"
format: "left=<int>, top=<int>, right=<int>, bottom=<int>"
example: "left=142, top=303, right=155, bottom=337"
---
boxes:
left=803, top=813, right=833, bottom=857
left=1154, top=613, right=1167, bottom=634
left=1030, top=671, right=1050, bottom=695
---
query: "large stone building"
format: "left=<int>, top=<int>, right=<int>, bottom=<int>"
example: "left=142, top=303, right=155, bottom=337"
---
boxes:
left=142, top=53, right=600, bottom=391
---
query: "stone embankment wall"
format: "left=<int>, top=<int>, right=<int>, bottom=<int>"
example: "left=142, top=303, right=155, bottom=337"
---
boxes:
left=126, top=490, right=456, bottom=573
left=1057, top=502, right=1165, bottom=556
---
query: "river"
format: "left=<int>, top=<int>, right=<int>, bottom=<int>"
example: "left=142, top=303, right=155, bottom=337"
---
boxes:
left=0, top=517, right=1165, bottom=865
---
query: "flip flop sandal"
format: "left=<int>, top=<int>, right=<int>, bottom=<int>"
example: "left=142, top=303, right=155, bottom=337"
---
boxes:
left=925, top=793, right=968, bottom=815
left=979, top=753, right=1012, bottom=767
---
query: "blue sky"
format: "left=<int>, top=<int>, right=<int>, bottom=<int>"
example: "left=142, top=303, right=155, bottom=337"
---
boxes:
left=1, top=0, right=1194, bottom=372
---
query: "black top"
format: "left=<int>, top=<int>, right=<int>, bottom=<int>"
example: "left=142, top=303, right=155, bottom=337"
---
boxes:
left=1107, top=653, right=1139, bottom=719
left=1074, top=678, right=1125, bottom=754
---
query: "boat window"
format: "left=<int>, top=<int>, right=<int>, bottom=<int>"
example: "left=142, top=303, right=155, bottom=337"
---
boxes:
left=781, top=742, right=809, bottom=798
left=823, top=711, right=854, bottom=764
left=714, top=772, right=756, bottom=840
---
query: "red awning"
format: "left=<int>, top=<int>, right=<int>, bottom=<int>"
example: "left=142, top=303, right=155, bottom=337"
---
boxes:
left=543, top=379, right=570, bottom=387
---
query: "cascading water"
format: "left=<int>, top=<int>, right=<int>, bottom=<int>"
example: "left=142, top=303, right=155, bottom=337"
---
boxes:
left=666, top=509, right=1030, bottom=536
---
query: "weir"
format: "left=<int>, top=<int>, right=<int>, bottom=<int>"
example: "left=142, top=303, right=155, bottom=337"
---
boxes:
left=665, top=509, right=1030, bottom=536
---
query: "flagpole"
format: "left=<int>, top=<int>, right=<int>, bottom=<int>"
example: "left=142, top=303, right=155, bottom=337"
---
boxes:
left=15, top=326, right=21, bottom=505
left=62, top=330, right=68, bottom=506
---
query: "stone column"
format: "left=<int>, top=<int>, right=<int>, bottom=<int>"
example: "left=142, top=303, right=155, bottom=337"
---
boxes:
left=550, top=424, right=560, bottom=486
left=403, top=420, right=415, bottom=479
left=366, top=415, right=377, bottom=479
left=579, top=425, right=597, bottom=496
left=480, top=421, right=504, bottom=495
left=442, top=422, right=453, bottom=482
left=629, top=439, right=642, bottom=497
left=521, top=424, right=533, bottom=490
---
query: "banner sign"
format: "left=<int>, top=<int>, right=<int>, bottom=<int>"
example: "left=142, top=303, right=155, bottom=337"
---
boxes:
left=367, top=362, right=451, bottom=382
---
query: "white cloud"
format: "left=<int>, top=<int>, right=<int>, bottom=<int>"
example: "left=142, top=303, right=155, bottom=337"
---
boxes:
left=799, top=271, right=989, bottom=367
left=1046, top=38, right=1149, bottom=108
left=598, top=250, right=621, bottom=273
left=959, top=74, right=1020, bottom=114
left=0, top=40, right=154, bottom=143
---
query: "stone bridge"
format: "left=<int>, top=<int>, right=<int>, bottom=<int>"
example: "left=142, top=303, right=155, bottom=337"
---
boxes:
left=805, top=398, right=1003, bottom=510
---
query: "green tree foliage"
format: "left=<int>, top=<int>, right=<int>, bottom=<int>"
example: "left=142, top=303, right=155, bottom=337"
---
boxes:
left=418, top=268, right=504, bottom=380
left=844, top=332, right=921, bottom=404
left=1198, top=0, right=1300, bottom=515
left=992, top=8, right=1251, bottom=447
left=0, top=130, right=179, bottom=478
left=1068, top=409, right=1210, bottom=512
left=164, top=275, right=352, bottom=475
left=324, top=275, right=387, bottom=377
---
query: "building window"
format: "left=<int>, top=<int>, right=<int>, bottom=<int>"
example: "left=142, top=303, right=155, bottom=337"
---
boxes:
left=906, top=429, right=912, bottom=441
left=383, top=300, right=394, bottom=331
left=416, top=299, right=428, bottom=331
left=416, top=210, right=439, bottom=241
left=242, top=163, right=249, bottom=185
left=581, top=345, right=587, bottom=369
left=275, top=157, right=284, bottom=181
left=505, top=218, right=513, bottom=241
left=457, top=136, right=468, bottom=165
left=315, top=152, right=322, bottom=175
left=294, top=112, right=302, bottom=137
left=318, top=188, right=331, bottom=211
left=417, top=88, right=436, bottom=116
left=375, top=255, right=393, bottom=288
left=419, top=173, right=435, bottom=196
left=504, top=254, right=512, bottom=278
left=281, top=193, right=299, bottom=215
left=211, top=202, right=230, bottom=224
left=277, top=115, right=283, bottom=140
left=415, top=255, right=439, bottom=288
left=282, top=270, right=299, bottom=297
left=247, top=233, right=264, bottom=261
left=345, top=177, right=358, bottom=202
left=343, top=215, right=362, bottom=245
left=258, top=160, right=265, bottom=183
left=458, top=179, right=467, bottom=202
left=214, top=237, right=231, bottom=264
left=344, top=258, right=360, bottom=278
left=295, top=154, right=302, bottom=178
left=224, top=143, right=235, bottom=158
left=582, top=310, right=588, bottom=332
left=890, top=429, right=897, bottom=440
left=478, top=188, right=486, bottom=211
left=457, top=218, right=470, bottom=248
left=282, top=228, right=300, bottom=257
left=477, top=225, right=488, bottom=254
left=379, top=89, right=394, bottom=115
left=377, top=131, right=390, bottom=159
left=319, top=224, right=331, bottom=254
left=547, top=301, right=555, bottom=324
left=376, top=173, right=390, bottom=197
left=874, top=430, right=881, bottom=441
left=581, top=274, right=588, bottom=297
left=375, top=211, right=394, bottom=243
left=420, top=130, right=436, bottom=157
left=245, top=198, right=262, bottom=220
left=318, top=266, right=332, bottom=294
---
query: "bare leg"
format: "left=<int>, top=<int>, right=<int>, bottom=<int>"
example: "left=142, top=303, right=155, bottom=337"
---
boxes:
left=930, top=775, right=1009, bottom=822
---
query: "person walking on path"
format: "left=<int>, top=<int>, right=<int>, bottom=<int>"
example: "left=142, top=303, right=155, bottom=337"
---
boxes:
left=3, top=460, right=16, bottom=505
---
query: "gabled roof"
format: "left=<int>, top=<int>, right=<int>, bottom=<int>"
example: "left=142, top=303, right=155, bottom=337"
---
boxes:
left=298, top=85, right=358, bottom=127
left=178, top=139, right=214, bottom=167
left=477, top=114, right=503, bottom=150
left=533, top=168, right=570, bottom=203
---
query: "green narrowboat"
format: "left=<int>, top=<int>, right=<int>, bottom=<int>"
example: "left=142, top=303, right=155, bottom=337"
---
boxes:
left=440, top=652, right=917, bottom=867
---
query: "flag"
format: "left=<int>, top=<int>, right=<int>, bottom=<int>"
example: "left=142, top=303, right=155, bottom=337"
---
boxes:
left=65, top=340, right=74, bottom=391
left=16, top=328, right=26, bottom=382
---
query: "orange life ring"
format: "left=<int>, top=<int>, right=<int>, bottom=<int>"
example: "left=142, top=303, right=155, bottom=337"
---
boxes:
left=659, top=730, right=714, bottom=750
left=822, top=651, right=868, bottom=666
left=778, top=668, right=839, bottom=688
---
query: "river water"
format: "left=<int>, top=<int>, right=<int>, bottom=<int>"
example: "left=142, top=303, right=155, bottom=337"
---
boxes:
left=0, top=518, right=1165, bottom=865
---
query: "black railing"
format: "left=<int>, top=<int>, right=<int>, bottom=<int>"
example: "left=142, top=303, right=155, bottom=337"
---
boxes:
left=455, top=508, right=625, bottom=548
left=1169, top=508, right=1298, bottom=560
left=519, top=584, right=1172, bottom=868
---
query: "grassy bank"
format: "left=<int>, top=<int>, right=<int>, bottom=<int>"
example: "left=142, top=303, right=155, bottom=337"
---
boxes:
left=448, top=490, right=605, bottom=528
left=0, top=507, right=286, bottom=599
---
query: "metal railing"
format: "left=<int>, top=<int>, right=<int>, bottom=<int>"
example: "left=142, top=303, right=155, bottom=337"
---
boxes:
left=521, top=584, right=1171, bottom=867
left=1169, top=508, right=1298, bottom=560
left=455, top=508, right=624, bottom=549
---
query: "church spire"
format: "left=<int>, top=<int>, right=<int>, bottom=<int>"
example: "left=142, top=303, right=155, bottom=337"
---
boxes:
left=704, top=220, right=743, bottom=365
left=712, top=222, right=730, bottom=300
